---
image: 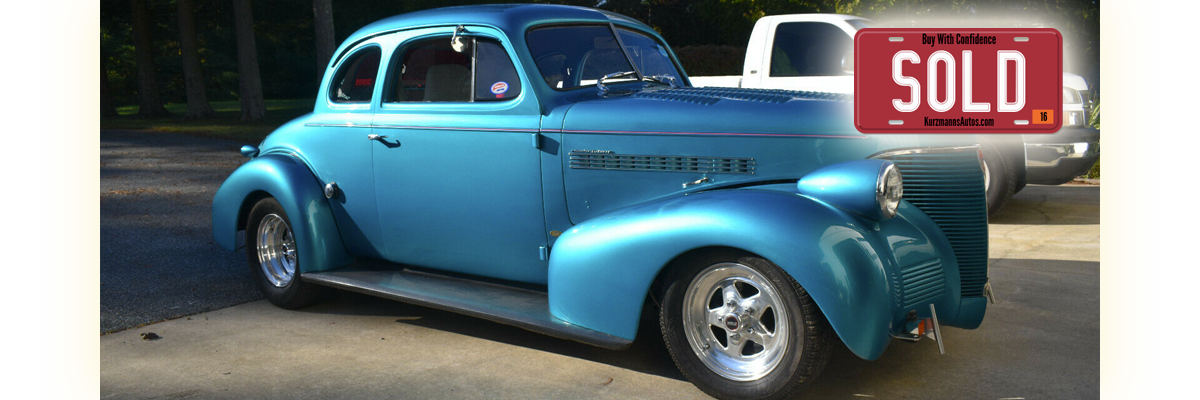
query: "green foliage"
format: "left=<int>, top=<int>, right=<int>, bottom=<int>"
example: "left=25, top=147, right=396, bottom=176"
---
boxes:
left=1085, top=98, right=1099, bottom=179
left=102, top=98, right=315, bottom=143
left=1086, top=158, right=1099, bottom=179
left=1084, top=96, right=1099, bottom=177
left=674, top=45, right=747, bottom=76
left=102, top=0, right=1100, bottom=109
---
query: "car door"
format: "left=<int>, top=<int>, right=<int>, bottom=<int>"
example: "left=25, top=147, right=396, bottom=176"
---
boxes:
left=302, top=43, right=387, bottom=259
left=370, top=27, right=548, bottom=284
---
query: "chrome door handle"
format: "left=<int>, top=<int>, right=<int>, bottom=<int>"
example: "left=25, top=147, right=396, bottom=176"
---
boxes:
left=368, top=134, right=388, bottom=141
left=682, top=176, right=711, bottom=188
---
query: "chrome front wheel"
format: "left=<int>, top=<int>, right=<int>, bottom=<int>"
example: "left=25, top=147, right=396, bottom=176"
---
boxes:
left=682, top=262, right=789, bottom=381
left=659, top=250, right=833, bottom=400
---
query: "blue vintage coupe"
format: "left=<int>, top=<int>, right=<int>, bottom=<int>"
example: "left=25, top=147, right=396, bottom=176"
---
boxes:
left=212, top=4, right=991, bottom=399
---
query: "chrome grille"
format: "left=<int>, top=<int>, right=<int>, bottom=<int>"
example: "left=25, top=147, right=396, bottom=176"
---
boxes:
left=876, top=148, right=988, bottom=298
left=569, top=151, right=755, bottom=174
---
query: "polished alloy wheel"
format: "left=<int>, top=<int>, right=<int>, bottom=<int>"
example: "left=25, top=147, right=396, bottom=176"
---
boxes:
left=681, top=262, right=790, bottom=381
left=256, top=213, right=297, bottom=287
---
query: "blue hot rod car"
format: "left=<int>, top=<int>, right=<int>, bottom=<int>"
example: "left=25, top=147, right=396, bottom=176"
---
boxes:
left=213, top=4, right=991, bottom=399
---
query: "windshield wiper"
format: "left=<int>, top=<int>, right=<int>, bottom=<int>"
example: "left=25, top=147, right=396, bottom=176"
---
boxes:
left=642, top=75, right=678, bottom=88
left=597, top=70, right=638, bottom=96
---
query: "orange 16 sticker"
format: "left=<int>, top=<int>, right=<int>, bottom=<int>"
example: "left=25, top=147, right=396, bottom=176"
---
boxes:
left=1032, top=109, right=1054, bottom=124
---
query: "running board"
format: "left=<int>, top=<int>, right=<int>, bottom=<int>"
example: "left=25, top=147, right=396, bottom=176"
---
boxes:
left=302, top=265, right=632, bottom=350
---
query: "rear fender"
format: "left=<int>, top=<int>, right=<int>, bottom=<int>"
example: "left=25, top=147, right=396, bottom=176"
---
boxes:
left=548, top=188, right=904, bottom=360
left=211, top=153, right=353, bottom=273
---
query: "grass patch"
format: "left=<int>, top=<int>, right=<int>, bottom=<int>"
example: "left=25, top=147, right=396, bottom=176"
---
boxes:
left=102, top=99, right=314, bottom=143
left=1085, top=158, right=1099, bottom=179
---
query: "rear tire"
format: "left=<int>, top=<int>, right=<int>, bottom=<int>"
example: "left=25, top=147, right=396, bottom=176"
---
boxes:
left=659, top=249, right=833, bottom=400
left=246, top=197, right=331, bottom=309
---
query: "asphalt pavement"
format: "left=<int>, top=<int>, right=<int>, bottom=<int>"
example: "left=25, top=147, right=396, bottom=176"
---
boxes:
left=100, top=130, right=1099, bottom=399
left=100, top=130, right=261, bottom=333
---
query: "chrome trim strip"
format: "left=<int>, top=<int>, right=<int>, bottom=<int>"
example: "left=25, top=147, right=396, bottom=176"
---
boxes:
left=305, top=122, right=371, bottom=128
left=868, top=145, right=981, bottom=159
left=302, top=123, right=864, bottom=139
left=373, top=124, right=537, bottom=133
left=304, top=122, right=536, bottom=134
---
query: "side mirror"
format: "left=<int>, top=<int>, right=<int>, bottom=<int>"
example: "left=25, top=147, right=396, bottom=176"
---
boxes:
left=841, top=50, right=854, bottom=74
left=451, top=25, right=469, bottom=53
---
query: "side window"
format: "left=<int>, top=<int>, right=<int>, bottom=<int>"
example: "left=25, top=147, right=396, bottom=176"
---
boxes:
left=330, top=47, right=381, bottom=103
left=388, top=36, right=521, bottom=103
left=769, top=22, right=852, bottom=77
left=474, top=40, right=521, bottom=101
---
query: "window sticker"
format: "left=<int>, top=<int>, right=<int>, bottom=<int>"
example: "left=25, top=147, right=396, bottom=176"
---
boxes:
left=491, top=81, right=509, bottom=98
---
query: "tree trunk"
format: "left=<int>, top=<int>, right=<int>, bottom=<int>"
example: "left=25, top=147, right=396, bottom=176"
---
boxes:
left=177, top=0, right=214, bottom=119
left=101, top=50, right=119, bottom=118
left=312, top=0, right=336, bottom=71
left=233, top=0, right=265, bottom=122
left=130, top=0, right=169, bottom=117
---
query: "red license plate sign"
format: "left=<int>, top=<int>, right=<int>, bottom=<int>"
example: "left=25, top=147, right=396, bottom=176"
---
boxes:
left=854, top=28, right=1062, bottom=134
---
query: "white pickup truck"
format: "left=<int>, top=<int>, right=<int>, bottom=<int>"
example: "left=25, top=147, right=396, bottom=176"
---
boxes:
left=690, top=14, right=1100, bottom=215
left=689, top=14, right=865, bottom=92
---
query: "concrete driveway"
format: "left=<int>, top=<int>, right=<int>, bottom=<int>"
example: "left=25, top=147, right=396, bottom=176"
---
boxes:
left=100, top=131, right=1098, bottom=399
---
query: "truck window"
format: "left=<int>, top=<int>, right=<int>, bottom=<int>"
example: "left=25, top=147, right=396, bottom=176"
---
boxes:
left=769, top=22, right=852, bottom=77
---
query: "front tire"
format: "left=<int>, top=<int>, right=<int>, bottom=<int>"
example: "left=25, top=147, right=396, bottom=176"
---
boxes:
left=246, top=197, right=330, bottom=309
left=982, top=142, right=1016, bottom=216
left=659, top=250, right=833, bottom=400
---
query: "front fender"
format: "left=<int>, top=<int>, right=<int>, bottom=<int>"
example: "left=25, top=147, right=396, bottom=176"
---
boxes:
left=211, top=153, right=353, bottom=273
left=549, top=188, right=917, bottom=360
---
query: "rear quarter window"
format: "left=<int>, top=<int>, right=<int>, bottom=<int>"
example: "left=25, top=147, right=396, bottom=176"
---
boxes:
left=330, top=47, right=382, bottom=103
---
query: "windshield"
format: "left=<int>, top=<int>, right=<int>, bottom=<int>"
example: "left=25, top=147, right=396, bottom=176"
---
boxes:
left=527, top=25, right=682, bottom=90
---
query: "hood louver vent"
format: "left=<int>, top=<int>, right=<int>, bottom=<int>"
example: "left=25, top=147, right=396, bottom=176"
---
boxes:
left=569, top=151, right=755, bottom=174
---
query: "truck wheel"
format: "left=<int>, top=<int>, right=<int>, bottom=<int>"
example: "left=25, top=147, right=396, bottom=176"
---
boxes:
left=659, top=250, right=833, bottom=400
left=982, top=143, right=1016, bottom=216
left=246, top=197, right=330, bottom=309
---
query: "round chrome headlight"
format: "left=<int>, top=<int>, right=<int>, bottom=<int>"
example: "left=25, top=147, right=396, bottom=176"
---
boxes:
left=877, top=163, right=903, bottom=218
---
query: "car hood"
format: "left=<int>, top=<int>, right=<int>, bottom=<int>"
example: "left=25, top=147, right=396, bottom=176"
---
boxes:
left=555, top=86, right=982, bottom=223
left=560, top=87, right=860, bottom=137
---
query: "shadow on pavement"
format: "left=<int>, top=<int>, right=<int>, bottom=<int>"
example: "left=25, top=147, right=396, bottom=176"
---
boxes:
left=298, top=291, right=688, bottom=381
left=990, top=184, right=1098, bottom=225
